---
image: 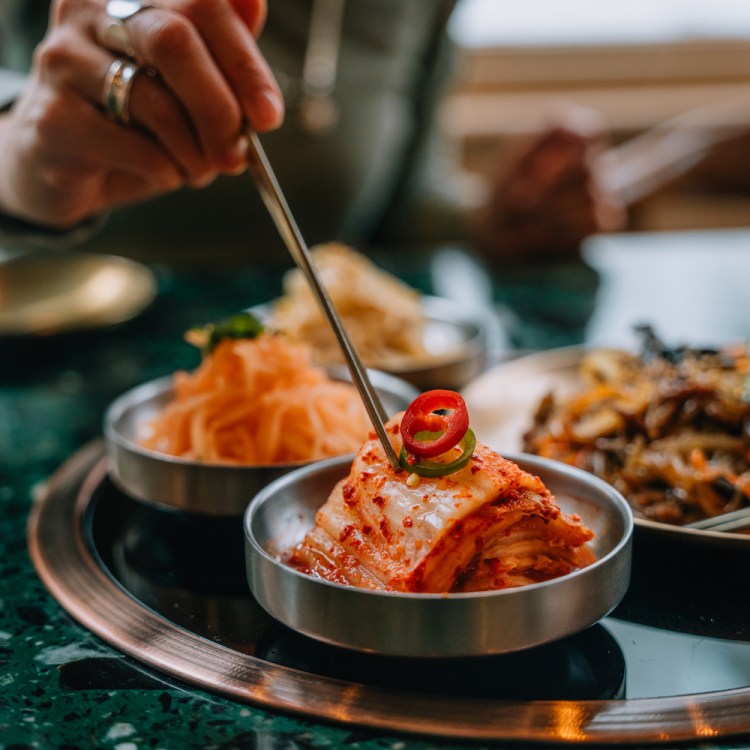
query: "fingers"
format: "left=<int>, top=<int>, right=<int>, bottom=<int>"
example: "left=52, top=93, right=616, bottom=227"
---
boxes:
left=35, top=92, right=184, bottom=191
left=101, top=167, right=180, bottom=208
left=125, top=8, right=245, bottom=169
left=110, top=1, right=283, bottom=167
left=128, top=68, right=218, bottom=185
left=229, top=0, right=267, bottom=38
left=16, top=0, right=284, bottom=226
left=35, top=27, right=217, bottom=186
left=0, top=83, right=185, bottom=227
left=174, top=0, right=283, bottom=131
left=58, top=0, right=283, bottom=173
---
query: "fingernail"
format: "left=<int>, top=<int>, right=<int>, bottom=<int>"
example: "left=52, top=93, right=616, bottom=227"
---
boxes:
left=235, top=135, right=249, bottom=159
left=251, top=89, right=285, bottom=131
left=228, top=161, right=247, bottom=176
left=223, top=136, right=248, bottom=173
left=191, top=170, right=217, bottom=189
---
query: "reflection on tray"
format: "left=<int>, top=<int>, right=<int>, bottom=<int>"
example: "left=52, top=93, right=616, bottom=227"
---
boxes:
left=256, top=623, right=625, bottom=701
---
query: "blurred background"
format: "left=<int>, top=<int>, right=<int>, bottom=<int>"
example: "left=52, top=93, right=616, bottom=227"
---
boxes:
left=444, top=0, right=750, bottom=235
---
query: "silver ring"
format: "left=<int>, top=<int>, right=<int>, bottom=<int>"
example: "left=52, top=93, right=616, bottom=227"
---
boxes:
left=101, top=0, right=156, bottom=60
left=102, top=58, right=140, bottom=124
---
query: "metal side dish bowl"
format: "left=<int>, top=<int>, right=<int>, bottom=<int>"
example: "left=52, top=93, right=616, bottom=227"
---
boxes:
left=104, top=367, right=418, bottom=517
left=252, top=295, right=491, bottom=390
left=244, top=453, right=633, bottom=657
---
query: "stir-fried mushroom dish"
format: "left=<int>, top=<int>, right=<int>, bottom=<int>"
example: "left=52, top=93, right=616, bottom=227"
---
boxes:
left=523, top=328, right=750, bottom=525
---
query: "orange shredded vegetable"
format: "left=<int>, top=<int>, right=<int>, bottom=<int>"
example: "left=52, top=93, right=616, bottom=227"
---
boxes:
left=140, top=334, right=371, bottom=464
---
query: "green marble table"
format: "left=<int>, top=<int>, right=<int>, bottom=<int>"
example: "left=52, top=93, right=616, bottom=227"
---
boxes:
left=2, top=244, right=749, bottom=750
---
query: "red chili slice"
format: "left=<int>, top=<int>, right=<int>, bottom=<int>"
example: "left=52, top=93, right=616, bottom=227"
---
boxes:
left=400, top=390, right=470, bottom=459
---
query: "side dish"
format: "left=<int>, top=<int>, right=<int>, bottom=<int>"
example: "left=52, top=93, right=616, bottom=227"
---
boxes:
left=283, top=390, right=595, bottom=592
left=523, top=329, right=750, bottom=525
left=269, top=243, right=430, bottom=369
left=140, top=313, right=370, bottom=464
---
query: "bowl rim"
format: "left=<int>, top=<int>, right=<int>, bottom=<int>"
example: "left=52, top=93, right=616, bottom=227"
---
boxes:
left=250, top=294, right=492, bottom=374
left=244, top=451, right=634, bottom=601
left=104, top=368, right=419, bottom=472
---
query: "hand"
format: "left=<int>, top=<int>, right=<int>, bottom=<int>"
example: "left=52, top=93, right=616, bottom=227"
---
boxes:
left=0, top=0, right=284, bottom=230
left=472, top=106, right=626, bottom=263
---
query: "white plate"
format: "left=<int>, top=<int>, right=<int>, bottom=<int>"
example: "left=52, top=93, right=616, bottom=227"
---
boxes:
left=462, top=347, right=584, bottom=453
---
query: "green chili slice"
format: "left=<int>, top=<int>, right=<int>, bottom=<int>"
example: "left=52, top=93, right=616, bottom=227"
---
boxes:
left=399, top=428, right=476, bottom=478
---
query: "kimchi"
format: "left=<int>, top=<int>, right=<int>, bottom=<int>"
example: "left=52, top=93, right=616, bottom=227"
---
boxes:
left=284, top=417, right=594, bottom=593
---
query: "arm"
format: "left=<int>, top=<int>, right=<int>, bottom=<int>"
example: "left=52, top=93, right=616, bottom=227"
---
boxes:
left=472, top=94, right=750, bottom=265
left=472, top=106, right=627, bottom=264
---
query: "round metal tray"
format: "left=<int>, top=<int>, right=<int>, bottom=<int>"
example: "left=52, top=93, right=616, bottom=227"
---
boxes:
left=27, top=442, right=750, bottom=745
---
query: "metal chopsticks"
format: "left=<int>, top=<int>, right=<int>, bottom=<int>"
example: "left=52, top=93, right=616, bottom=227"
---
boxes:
left=245, top=130, right=402, bottom=472
left=686, top=506, right=750, bottom=534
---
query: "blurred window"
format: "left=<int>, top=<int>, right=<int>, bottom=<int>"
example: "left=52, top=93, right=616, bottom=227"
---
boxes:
left=449, top=0, right=750, bottom=48
left=444, top=0, right=750, bottom=141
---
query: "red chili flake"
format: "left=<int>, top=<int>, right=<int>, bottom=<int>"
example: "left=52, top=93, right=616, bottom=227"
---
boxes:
left=402, top=516, right=413, bottom=528
left=379, top=518, right=393, bottom=542
left=450, top=520, right=464, bottom=539
left=372, top=495, right=386, bottom=507
left=339, top=524, right=356, bottom=542
left=362, top=524, right=373, bottom=535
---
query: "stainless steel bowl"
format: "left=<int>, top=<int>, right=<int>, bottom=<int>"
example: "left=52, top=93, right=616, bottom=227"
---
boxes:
left=244, top=453, right=633, bottom=657
left=253, top=295, right=491, bottom=390
left=391, top=295, right=490, bottom=389
left=104, top=368, right=418, bottom=517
